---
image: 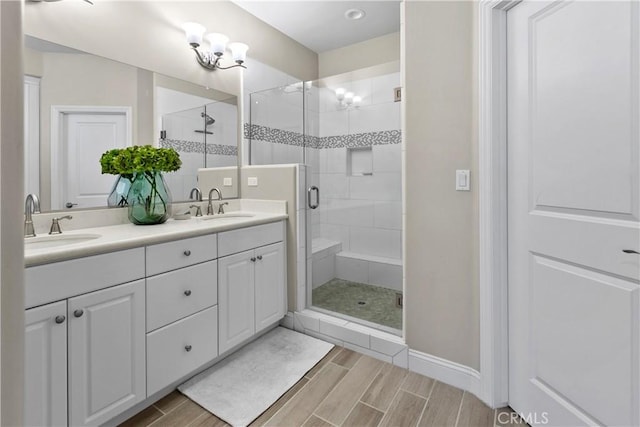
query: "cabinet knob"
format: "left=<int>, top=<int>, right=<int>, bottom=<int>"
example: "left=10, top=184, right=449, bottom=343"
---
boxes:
left=185, top=345, right=192, bottom=352
left=184, top=290, right=192, bottom=296
left=183, top=250, right=191, bottom=256
left=73, top=309, right=84, bottom=318
left=250, top=257, right=256, bottom=262
left=257, top=255, right=263, bottom=260
left=54, top=315, right=66, bottom=324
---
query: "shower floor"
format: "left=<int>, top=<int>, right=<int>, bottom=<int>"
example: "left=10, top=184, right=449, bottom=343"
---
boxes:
left=312, top=279, right=402, bottom=330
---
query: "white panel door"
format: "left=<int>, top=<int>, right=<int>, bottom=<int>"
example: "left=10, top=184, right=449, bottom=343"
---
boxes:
left=508, top=1, right=640, bottom=426
left=25, top=301, right=67, bottom=427
left=68, top=280, right=146, bottom=426
left=255, top=242, right=285, bottom=333
left=63, top=113, right=127, bottom=209
left=218, top=249, right=255, bottom=354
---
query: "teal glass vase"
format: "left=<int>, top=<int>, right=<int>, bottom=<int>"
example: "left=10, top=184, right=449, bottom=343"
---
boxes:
left=107, top=175, right=133, bottom=208
left=126, top=171, right=171, bottom=225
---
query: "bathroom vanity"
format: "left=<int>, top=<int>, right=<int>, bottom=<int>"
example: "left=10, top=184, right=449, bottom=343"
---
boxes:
left=24, top=210, right=287, bottom=426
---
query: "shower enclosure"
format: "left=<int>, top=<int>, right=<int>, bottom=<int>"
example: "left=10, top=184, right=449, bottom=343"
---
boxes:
left=160, top=100, right=238, bottom=200
left=249, top=71, right=402, bottom=334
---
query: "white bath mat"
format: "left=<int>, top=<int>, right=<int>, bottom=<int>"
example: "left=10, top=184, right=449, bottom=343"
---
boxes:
left=178, top=327, right=334, bottom=427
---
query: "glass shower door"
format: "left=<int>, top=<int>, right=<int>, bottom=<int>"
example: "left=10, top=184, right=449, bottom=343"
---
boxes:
left=304, top=72, right=404, bottom=334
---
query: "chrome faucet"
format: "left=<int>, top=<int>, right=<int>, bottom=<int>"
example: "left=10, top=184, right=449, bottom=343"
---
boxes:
left=190, top=204, right=203, bottom=217
left=189, top=187, right=202, bottom=202
left=207, top=188, right=222, bottom=215
left=49, top=216, right=72, bottom=235
left=24, top=194, right=41, bottom=238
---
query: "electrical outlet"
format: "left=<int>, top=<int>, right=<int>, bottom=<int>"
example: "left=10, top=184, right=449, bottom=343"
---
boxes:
left=223, top=177, right=232, bottom=186
left=248, top=176, right=258, bottom=187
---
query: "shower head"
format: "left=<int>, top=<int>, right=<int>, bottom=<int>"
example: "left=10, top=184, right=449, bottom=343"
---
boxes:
left=201, top=112, right=215, bottom=126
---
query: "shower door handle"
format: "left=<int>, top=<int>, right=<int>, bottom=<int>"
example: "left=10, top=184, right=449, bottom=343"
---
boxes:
left=308, top=186, right=319, bottom=209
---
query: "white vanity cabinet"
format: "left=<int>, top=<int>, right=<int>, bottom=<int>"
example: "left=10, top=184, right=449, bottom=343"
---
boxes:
left=218, top=222, right=286, bottom=354
left=68, top=280, right=146, bottom=426
left=24, top=219, right=286, bottom=426
left=25, top=249, right=147, bottom=427
left=145, top=234, right=219, bottom=396
left=25, top=301, right=68, bottom=427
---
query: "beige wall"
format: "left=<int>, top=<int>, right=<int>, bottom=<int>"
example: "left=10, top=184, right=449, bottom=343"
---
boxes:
left=404, top=1, right=479, bottom=369
left=319, top=32, right=400, bottom=78
left=0, top=1, right=25, bottom=425
left=240, top=166, right=299, bottom=312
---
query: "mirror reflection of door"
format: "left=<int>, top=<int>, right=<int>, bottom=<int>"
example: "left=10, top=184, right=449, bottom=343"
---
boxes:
left=24, top=75, right=40, bottom=198
left=52, top=107, right=131, bottom=210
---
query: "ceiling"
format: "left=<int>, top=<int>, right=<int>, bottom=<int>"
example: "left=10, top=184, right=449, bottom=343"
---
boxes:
left=232, top=1, right=400, bottom=53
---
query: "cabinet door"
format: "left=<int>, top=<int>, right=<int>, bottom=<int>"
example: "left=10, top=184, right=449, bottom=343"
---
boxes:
left=68, top=280, right=146, bottom=426
left=255, top=242, right=286, bottom=333
left=218, top=250, right=255, bottom=354
left=25, top=301, right=68, bottom=427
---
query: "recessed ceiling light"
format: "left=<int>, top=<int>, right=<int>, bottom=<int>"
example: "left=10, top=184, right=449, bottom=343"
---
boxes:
left=344, top=8, right=366, bottom=20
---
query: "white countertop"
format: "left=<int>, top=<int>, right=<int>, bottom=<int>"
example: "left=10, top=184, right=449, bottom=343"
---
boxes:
left=25, top=211, right=287, bottom=267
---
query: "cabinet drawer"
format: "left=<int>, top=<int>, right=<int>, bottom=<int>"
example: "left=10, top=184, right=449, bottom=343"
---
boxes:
left=25, top=248, right=145, bottom=309
left=146, top=261, right=217, bottom=331
left=218, top=221, right=284, bottom=257
left=147, top=306, right=218, bottom=396
left=146, top=234, right=217, bottom=276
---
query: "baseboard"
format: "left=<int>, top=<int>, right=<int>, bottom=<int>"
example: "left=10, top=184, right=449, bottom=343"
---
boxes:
left=408, top=349, right=481, bottom=398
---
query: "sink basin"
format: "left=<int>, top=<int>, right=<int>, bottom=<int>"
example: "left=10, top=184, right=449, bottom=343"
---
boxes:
left=198, top=212, right=256, bottom=221
left=25, top=233, right=101, bottom=250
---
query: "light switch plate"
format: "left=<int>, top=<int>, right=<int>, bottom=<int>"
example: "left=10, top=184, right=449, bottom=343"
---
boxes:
left=223, top=177, right=232, bottom=186
left=456, top=170, right=470, bottom=191
left=248, top=176, right=258, bottom=187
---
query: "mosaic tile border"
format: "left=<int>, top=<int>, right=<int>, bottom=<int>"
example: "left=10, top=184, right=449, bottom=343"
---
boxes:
left=160, top=139, right=238, bottom=156
left=244, top=123, right=401, bottom=149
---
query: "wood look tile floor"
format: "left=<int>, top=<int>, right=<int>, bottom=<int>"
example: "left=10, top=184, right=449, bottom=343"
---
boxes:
left=121, top=346, right=521, bottom=427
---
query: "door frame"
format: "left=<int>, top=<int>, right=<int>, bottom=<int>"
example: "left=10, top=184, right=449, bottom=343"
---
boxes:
left=50, top=105, right=132, bottom=210
left=478, top=0, right=521, bottom=409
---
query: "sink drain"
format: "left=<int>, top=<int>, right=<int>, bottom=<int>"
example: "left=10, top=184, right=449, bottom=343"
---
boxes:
left=357, top=301, right=366, bottom=305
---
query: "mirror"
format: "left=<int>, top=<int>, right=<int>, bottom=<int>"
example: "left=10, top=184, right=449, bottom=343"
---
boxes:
left=23, top=35, right=239, bottom=212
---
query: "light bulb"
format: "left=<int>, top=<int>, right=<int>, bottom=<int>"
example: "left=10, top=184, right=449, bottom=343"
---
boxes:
left=229, top=42, right=249, bottom=64
left=183, top=22, right=206, bottom=47
left=207, top=33, right=229, bottom=56
left=345, top=92, right=354, bottom=105
left=335, top=88, right=345, bottom=101
left=353, top=95, right=362, bottom=107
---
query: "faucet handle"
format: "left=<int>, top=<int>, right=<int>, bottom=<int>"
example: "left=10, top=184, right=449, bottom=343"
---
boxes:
left=217, top=202, right=229, bottom=214
left=189, top=204, right=203, bottom=217
left=49, top=215, right=72, bottom=235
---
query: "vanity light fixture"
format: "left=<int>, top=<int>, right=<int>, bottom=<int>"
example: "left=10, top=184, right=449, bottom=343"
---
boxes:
left=335, top=88, right=361, bottom=108
left=182, top=22, right=249, bottom=71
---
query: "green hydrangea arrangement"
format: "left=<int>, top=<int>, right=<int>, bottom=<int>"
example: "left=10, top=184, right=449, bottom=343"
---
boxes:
left=99, top=145, right=182, bottom=176
left=100, top=146, right=181, bottom=224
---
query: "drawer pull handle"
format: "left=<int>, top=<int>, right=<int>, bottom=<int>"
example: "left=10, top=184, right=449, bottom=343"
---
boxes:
left=250, top=257, right=256, bottom=262
left=257, top=255, right=263, bottom=260
left=183, top=250, right=192, bottom=256
left=55, top=315, right=66, bottom=324
left=185, top=345, right=192, bottom=352
left=184, top=290, right=192, bottom=296
left=73, top=309, right=84, bottom=318
left=623, top=249, right=639, bottom=254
